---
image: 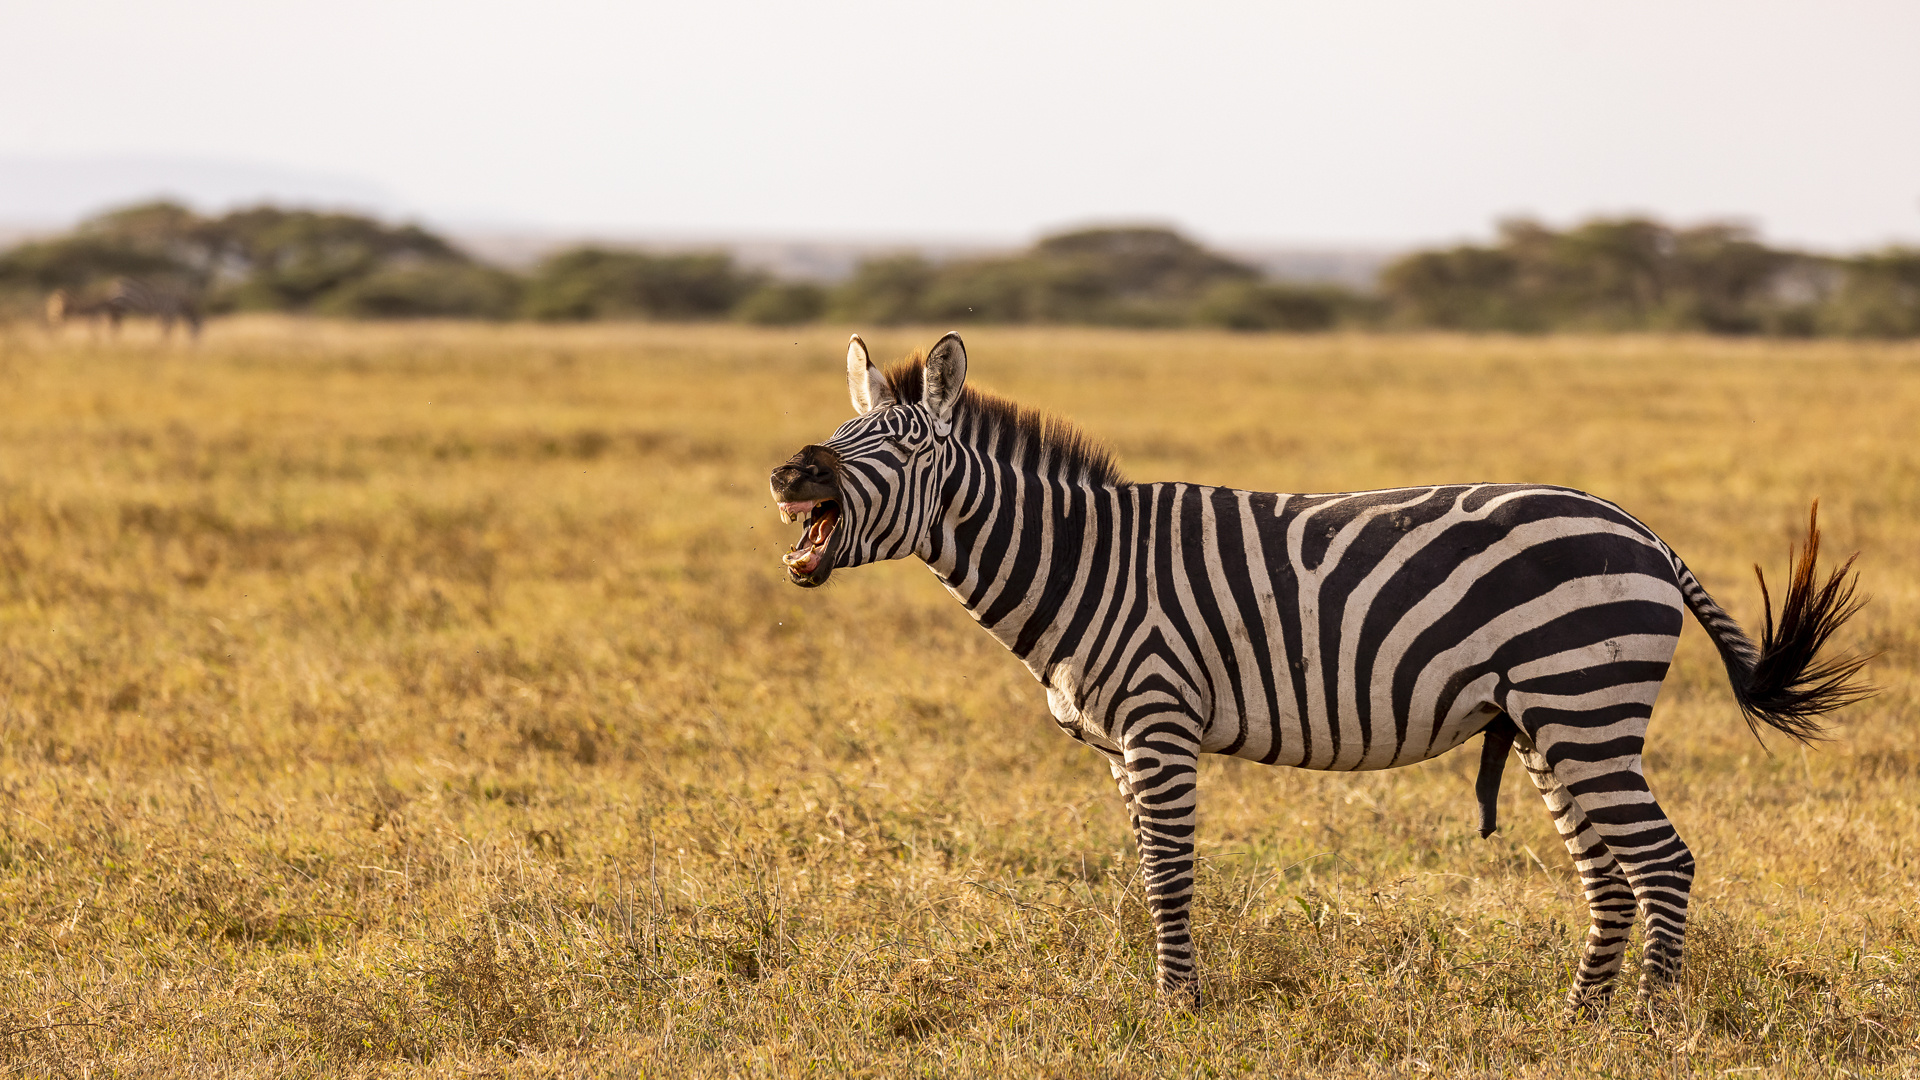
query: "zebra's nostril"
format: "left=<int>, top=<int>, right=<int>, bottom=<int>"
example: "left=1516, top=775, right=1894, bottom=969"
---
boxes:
left=771, top=457, right=836, bottom=500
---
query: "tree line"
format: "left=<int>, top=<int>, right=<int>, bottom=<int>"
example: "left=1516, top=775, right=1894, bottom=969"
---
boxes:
left=3, top=201, right=1915, bottom=336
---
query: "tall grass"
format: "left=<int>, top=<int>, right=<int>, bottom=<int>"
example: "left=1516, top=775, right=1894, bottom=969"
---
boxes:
left=0, top=318, right=1916, bottom=1076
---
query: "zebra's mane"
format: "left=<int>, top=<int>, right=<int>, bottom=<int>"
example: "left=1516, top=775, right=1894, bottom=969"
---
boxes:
left=883, top=353, right=1126, bottom=487
left=883, top=351, right=1121, bottom=486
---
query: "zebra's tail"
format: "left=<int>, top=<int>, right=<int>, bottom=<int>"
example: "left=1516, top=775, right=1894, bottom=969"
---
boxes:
left=1672, top=501, right=1874, bottom=744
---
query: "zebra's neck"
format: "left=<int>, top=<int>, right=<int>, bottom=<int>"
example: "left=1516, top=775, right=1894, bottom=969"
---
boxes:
left=919, top=430, right=1118, bottom=677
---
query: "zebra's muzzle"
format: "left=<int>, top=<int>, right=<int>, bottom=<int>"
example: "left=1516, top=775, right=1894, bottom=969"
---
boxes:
left=771, top=447, right=842, bottom=586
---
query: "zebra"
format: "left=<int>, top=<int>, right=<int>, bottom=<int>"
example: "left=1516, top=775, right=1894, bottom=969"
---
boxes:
left=768, top=331, right=1871, bottom=1013
left=46, top=277, right=202, bottom=339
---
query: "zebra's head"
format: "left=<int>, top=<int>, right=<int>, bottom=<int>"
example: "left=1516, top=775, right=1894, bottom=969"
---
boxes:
left=768, top=332, right=967, bottom=587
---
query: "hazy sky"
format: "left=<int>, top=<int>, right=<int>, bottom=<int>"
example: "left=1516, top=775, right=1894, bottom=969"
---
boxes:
left=4, top=0, right=1917, bottom=248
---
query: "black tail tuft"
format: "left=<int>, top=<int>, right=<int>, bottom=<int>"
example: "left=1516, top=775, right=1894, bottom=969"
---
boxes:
left=1736, top=502, right=1875, bottom=744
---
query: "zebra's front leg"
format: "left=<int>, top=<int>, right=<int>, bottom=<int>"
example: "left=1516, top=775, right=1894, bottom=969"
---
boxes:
left=1518, top=745, right=1638, bottom=1017
left=1117, top=714, right=1203, bottom=1004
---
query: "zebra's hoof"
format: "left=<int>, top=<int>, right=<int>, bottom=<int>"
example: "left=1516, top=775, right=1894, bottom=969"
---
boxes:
left=1562, top=988, right=1613, bottom=1022
left=1635, top=985, right=1682, bottom=1025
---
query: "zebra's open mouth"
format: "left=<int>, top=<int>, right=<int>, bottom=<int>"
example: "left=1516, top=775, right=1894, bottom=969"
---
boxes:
left=779, top=499, right=840, bottom=585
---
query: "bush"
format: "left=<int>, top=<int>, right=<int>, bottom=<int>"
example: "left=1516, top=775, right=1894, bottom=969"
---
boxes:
left=1032, top=227, right=1257, bottom=300
left=0, top=233, right=187, bottom=294
left=0, top=201, right=494, bottom=319
left=205, top=207, right=471, bottom=312
left=830, top=228, right=1260, bottom=328
left=521, top=248, right=758, bottom=321
left=1379, top=245, right=1531, bottom=331
left=735, top=282, right=828, bottom=325
left=1817, top=249, right=1920, bottom=338
left=915, top=257, right=1097, bottom=323
left=1378, top=217, right=1836, bottom=335
left=1194, top=281, right=1346, bottom=331
left=315, top=263, right=522, bottom=320
left=828, top=255, right=939, bottom=325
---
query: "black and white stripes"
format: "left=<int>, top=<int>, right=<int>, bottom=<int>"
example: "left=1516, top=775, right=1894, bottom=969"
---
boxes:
left=769, top=332, right=1870, bottom=1013
left=47, top=277, right=202, bottom=338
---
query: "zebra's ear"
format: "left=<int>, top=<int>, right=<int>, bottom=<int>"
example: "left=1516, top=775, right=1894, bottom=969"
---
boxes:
left=924, top=331, right=968, bottom=433
left=847, top=334, right=894, bottom=415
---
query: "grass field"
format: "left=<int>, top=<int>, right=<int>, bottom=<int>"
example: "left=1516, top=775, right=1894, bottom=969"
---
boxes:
left=1, top=318, right=1917, bottom=1077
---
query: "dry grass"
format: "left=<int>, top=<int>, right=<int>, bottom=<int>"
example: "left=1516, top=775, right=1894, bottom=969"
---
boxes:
left=0, top=318, right=1917, bottom=1077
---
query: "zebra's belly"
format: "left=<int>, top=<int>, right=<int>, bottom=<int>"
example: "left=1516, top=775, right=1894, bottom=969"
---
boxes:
left=1200, top=675, right=1505, bottom=771
left=1045, top=677, right=1122, bottom=754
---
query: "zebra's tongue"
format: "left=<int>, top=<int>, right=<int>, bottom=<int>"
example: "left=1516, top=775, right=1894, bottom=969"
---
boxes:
left=781, top=503, right=839, bottom=575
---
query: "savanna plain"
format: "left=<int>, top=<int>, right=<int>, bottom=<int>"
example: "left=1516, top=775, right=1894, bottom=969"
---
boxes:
left=1, top=320, right=1918, bottom=1078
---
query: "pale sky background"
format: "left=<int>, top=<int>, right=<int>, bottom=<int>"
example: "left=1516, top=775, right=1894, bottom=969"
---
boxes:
left=2, top=0, right=1917, bottom=250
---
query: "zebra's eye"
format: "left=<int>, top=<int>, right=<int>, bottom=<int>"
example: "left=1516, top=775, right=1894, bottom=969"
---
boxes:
left=884, top=436, right=911, bottom=454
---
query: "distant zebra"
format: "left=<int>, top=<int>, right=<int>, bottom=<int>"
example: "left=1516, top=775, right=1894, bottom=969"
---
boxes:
left=47, top=278, right=202, bottom=339
left=769, top=332, right=1871, bottom=1013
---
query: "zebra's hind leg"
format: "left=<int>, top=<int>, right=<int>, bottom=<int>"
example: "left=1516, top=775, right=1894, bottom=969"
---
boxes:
left=1549, top=752, right=1695, bottom=1007
left=1517, top=745, right=1638, bottom=1016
